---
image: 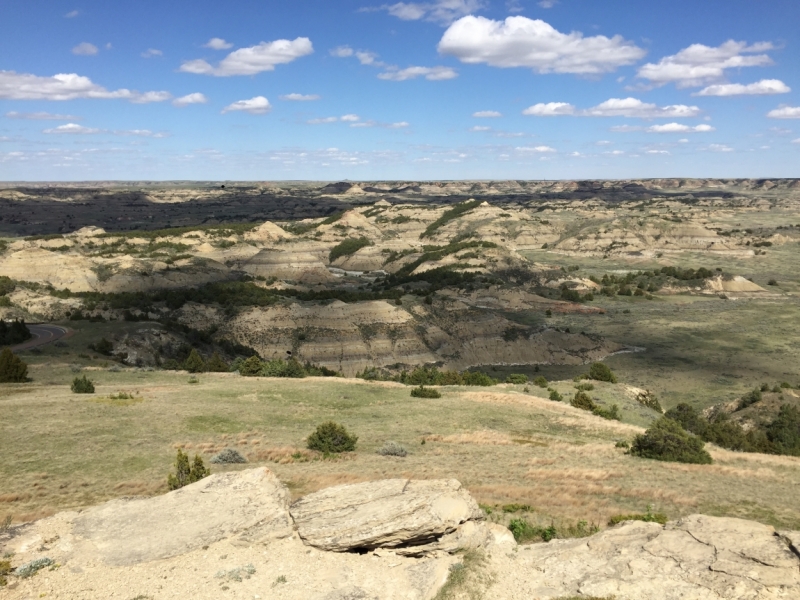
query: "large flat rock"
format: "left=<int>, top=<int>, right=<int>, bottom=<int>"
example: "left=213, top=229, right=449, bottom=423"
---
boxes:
left=290, top=478, right=485, bottom=552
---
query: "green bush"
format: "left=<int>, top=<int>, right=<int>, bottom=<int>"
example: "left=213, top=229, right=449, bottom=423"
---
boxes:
left=630, top=417, right=712, bottom=464
left=593, top=404, right=621, bottom=421
left=588, top=362, right=617, bottom=383
left=167, top=449, right=210, bottom=490
left=766, top=404, right=800, bottom=455
left=183, top=348, right=206, bottom=373
left=0, top=348, right=28, bottom=383
left=329, top=237, right=372, bottom=262
left=508, top=518, right=557, bottom=543
left=411, top=385, right=442, bottom=398
left=664, top=403, right=708, bottom=437
left=88, top=337, right=114, bottom=356
left=549, top=389, right=563, bottom=402
left=608, top=506, right=667, bottom=526
left=205, top=352, right=230, bottom=373
left=571, top=391, right=597, bottom=411
left=377, top=441, right=408, bottom=457
left=307, top=421, right=358, bottom=454
left=261, top=358, right=306, bottom=378
left=71, top=375, right=95, bottom=394
left=238, top=355, right=263, bottom=376
left=532, top=375, right=548, bottom=388
left=461, top=371, right=497, bottom=386
left=0, top=318, right=31, bottom=346
left=575, top=382, right=594, bottom=391
left=505, top=373, right=528, bottom=384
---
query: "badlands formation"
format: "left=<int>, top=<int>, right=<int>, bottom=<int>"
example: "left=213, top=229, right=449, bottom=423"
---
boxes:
left=2, top=468, right=799, bottom=600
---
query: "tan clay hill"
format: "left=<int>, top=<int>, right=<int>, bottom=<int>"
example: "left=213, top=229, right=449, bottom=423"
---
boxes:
left=2, top=468, right=799, bottom=599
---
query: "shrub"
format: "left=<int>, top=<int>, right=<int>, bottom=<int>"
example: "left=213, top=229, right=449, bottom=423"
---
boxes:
left=205, top=352, right=229, bottom=373
left=183, top=349, right=206, bottom=373
left=210, top=448, right=247, bottom=464
left=629, top=417, right=712, bottom=464
left=411, top=385, right=442, bottom=398
left=571, top=391, right=597, bottom=412
left=13, top=557, right=54, bottom=579
left=0, top=348, right=28, bottom=383
left=0, top=318, right=31, bottom=346
left=766, top=404, right=800, bottom=455
left=261, top=358, right=306, bottom=378
left=505, top=373, right=528, bottom=384
left=737, top=388, right=762, bottom=411
left=507, top=519, right=558, bottom=543
left=575, top=382, right=594, bottom=391
left=664, top=403, right=708, bottom=437
left=89, top=337, right=114, bottom=356
left=461, top=371, right=497, bottom=386
left=167, top=449, right=210, bottom=490
left=588, top=362, right=617, bottom=383
left=533, top=376, right=548, bottom=388
left=307, top=421, right=358, bottom=454
left=238, top=355, right=263, bottom=376
left=549, top=389, right=563, bottom=402
left=71, top=375, right=95, bottom=393
left=378, top=441, right=408, bottom=457
left=594, top=404, right=621, bottom=421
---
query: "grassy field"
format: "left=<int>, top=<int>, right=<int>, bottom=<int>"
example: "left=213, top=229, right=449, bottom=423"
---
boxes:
left=2, top=363, right=800, bottom=532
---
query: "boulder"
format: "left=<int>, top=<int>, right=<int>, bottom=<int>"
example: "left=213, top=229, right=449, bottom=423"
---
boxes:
left=290, top=479, right=484, bottom=552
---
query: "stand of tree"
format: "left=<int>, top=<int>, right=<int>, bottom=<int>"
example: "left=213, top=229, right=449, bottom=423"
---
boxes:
left=0, top=319, right=32, bottom=346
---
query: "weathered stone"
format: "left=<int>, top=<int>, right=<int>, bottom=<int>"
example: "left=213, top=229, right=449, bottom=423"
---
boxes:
left=290, top=479, right=484, bottom=552
left=67, top=467, right=293, bottom=565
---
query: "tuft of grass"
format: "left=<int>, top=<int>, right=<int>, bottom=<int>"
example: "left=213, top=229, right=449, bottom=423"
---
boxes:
left=608, top=505, right=667, bottom=526
left=432, top=550, right=492, bottom=600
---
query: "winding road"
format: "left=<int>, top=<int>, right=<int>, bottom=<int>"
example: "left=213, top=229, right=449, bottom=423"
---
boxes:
left=11, top=323, right=71, bottom=351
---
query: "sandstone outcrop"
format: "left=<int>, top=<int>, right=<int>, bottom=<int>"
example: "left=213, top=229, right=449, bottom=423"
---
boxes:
left=289, top=479, right=485, bottom=554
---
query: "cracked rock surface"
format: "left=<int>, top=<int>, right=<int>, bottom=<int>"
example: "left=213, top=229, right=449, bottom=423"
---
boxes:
left=486, top=514, right=800, bottom=599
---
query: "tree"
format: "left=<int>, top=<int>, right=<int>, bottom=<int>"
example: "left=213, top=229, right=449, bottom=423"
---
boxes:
left=588, top=362, right=617, bottom=383
left=0, top=319, right=31, bottom=346
left=183, top=349, right=206, bottom=373
left=71, top=375, right=95, bottom=393
left=0, top=348, right=28, bottom=383
left=167, top=449, right=210, bottom=490
left=307, top=421, right=358, bottom=454
left=766, top=404, right=800, bottom=455
left=205, top=352, right=229, bottom=373
left=238, top=355, right=263, bottom=376
left=630, top=417, right=712, bottom=464
left=664, top=403, right=708, bottom=437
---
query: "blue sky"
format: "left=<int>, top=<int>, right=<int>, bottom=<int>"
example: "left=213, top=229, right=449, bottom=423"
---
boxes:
left=1, top=0, right=799, bottom=180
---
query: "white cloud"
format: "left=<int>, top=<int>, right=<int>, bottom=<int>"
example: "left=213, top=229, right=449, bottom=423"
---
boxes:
left=523, top=98, right=701, bottom=119
left=637, top=40, right=774, bottom=88
left=172, top=93, right=208, bottom=107
left=374, top=1, right=486, bottom=26
left=696, top=79, right=790, bottom=96
left=141, top=48, right=163, bottom=58
left=0, top=70, right=167, bottom=102
left=378, top=66, right=458, bottom=81
left=538, top=0, right=558, bottom=6
left=470, top=125, right=491, bottom=131
left=389, top=121, right=409, bottom=128
left=43, top=123, right=100, bottom=134
left=522, top=102, right=575, bottom=116
left=438, top=16, right=645, bottom=74
left=767, top=106, right=800, bottom=119
left=356, top=51, right=383, bottom=66
left=792, top=138, right=800, bottom=144
left=609, top=124, right=642, bottom=132
left=330, top=46, right=354, bottom=58
left=308, top=116, right=340, bottom=124
left=221, top=96, right=272, bottom=114
left=606, top=150, right=625, bottom=155
left=709, top=143, right=734, bottom=152
left=130, top=91, right=172, bottom=104
left=341, top=114, right=360, bottom=122
left=180, top=38, right=313, bottom=76
left=516, top=145, right=556, bottom=152
left=5, top=111, right=80, bottom=120
left=72, top=42, right=99, bottom=56
left=678, top=138, right=689, bottom=143
left=596, top=140, right=612, bottom=146
left=646, top=150, right=670, bottom=155
left=204, top=38, right=233, bottom=50
left=280, top=93, right=321, bottom=101
left=473, top=110, right=501, bottom=117
left=65, top=10, right=79, bottom=18
left=647, top=123, right=715, bottom=133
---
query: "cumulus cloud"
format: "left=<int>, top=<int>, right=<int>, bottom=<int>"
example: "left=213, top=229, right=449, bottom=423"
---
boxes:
left=473, top=110, right=501, bottom=117
left=767, top=106, right=800, bottom=119
left=637, top=40, right=774, bottom=88
left=438, top=16, right=645, bottom=74
left=378, top=66, right=457, bottom=80
left=221, top=96, right=272, bottom=114
left=647, top=123, right=715, bottom=133
left=141, top=48, right=163, bottom=58
left=522, top=102, right=575, bottom=116
left=72, top=42, right=99, bottom=56
left=341, top=114, right=360, bottom=122
left=330, top=46, right=354, bottom=58
left=0, top=70, right=167, bottom=102
left=204, top=38, right=233, bottom=50
left=280, top=93, right=320, bottom=101
left=180, top=38, right=313, bottom=76
left=516, top=145, right=556, bottom=152
left=792, top=138, right=800, bottom=144
left=5, top=111, right=80, bottom=120
left=523, top=98, right=701, bottom=119
left=130, top=91, right=172, bottom=104
left=172, top=93, right=208, bottom=107
left=696, top=79, right=790, bottom=96
left=368, top=0, right=486, bottom=26
left=43, top=123, right=100, bottom=134
left=470, top=125, right=491, bottom=131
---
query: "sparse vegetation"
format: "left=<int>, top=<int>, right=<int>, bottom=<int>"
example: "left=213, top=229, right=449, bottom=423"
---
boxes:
left=608, top=505, right=668, bottom=526
left=421, top=199, right=481, bottom=238
left=329, top=237, right=372, bottom=262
